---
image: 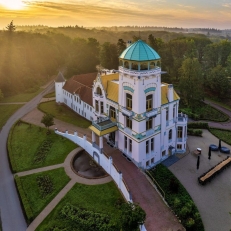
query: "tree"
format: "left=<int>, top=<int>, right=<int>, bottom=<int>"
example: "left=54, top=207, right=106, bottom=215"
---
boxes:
left=120, top=202, right=146, bottom=231
left=6, top=21, right=16, bottom=32
left=148, top=34, right=163, bottom=52
left=178, top=58, right=204, bottom=110
left=41, top=114, right=54, bottom=132
left=99, top=42, right=119, bottom=69
left=117, top=39, right=126, bottom=56
left=0, top=89, right=3, bottom=101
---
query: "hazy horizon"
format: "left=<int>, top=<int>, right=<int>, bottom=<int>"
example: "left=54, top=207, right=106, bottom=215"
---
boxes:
left=1, top=0, right=231, bottom=29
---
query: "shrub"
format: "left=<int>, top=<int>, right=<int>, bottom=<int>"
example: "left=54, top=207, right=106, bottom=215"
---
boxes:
left=15, top=175, right=34, bottom=224
left=187, top=129, right=203, bottom=136
left=188, top=122, right=209, bottom=129
left=36, top=175, right=54, bottom=198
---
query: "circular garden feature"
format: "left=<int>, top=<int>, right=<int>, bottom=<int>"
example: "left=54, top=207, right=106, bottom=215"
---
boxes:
left=72, top=150, right=108, bottom=178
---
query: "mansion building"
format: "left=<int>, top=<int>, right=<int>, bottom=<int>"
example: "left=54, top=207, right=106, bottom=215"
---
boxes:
left=55, top=40, right=188, bottom=169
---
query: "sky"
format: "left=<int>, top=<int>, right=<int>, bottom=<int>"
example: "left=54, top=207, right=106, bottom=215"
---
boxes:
left=0, top=0, right=231, bottom=29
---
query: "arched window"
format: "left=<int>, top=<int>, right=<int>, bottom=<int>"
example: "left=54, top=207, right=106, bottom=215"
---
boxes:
left=140, top=63, right=148, bottom=70
left=119, top=60, right=123, bottom=66
left=96, top=87, right=102, bottom=95
left=169, top=129, right=172, bottom=140
left=124, top=61, right=129, bottom=69
left=131, top=63, right=139, bottom=70
left=157, top=61, right=160, bottom=67
left=150, top=62, right=155, bottom=69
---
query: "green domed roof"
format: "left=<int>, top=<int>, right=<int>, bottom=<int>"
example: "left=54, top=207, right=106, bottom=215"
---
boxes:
left=119, top=40, right=160, bottom=61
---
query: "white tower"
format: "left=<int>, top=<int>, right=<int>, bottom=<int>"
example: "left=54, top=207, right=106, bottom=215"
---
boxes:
left=117, top=40, right=162, bottom=168
left=55, top=72, right=65, bottom=103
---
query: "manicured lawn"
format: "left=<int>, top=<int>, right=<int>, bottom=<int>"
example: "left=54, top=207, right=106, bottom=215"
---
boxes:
left=36, top=182, right=124, bottom=231
left=43, top=91, right=55, bottom=98
left=1, top=88, right=43, bottom=103
left=15, top=168, right=70, bottom=222
left=180, top=102, right=229, bottom=122
left=38, top=101, right=91, bottom=128
left=8, top=122, right=77, bottom=172
left=0, top=104, right=23, bottom=129
left=148, top=164, right=204, bottom=231
left=209, top=128, right=231, bottom=145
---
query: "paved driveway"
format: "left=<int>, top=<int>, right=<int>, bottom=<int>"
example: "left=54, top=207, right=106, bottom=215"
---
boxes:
left=169, top=130, right=231, bottom=231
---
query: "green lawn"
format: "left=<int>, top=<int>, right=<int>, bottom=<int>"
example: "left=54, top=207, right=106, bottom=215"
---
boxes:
left=1, top=88, right=43, bottom=103
left=15, top=168, right=70, bottom=222
left=36, top=182, right=124, bottom=231
left=38, top=101, right=91, bottom=128
left=0, top=104, right=23, bottom=129
left=8, top=122, right=77, bottom=172
left=148, top=164, right=204, bottom=231
left=43, top=91, right=55, bottom=98
left=209, top=128, right=231, bottom=145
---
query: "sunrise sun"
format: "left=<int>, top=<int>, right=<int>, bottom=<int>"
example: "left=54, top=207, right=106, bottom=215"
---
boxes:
left=0, top=0, right=25, bottom=10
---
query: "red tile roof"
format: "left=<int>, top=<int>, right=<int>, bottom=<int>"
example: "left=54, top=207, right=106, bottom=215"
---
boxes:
left=63, top=72, right=97, bottom=106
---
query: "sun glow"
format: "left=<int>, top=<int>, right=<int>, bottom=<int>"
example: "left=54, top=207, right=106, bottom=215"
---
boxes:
left=0, top=0, right=25, bottom=10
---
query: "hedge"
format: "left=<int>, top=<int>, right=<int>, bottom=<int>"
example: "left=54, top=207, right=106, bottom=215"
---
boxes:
left=15, top=175, right=34, bottom=224
left=187, top=129, right=203, bottom=137
left=187, top=122, right=209, bottom=129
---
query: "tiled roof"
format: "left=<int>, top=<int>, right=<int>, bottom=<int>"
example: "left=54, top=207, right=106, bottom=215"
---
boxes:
left=161, top=84, right=180, bottom=105
left=63, top=72, right=97, bottom=106
left=55, top=72, right=65, bottom=82
left=119, top=40, right=160, bottom=61
left=107, top=81, right=119, bottom=103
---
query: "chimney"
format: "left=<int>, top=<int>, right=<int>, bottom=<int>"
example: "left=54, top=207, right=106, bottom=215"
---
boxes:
left=168, top=84, right=173, bottom=102
left=126, top=40, right=132, bottom=48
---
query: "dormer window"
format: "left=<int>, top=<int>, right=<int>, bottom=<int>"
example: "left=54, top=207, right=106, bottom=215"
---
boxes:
left=96, top=87, right=102, bottom=95
left=126, top=93, right=132, bottom=110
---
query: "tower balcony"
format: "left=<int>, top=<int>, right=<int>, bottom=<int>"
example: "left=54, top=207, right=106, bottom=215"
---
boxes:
left=177, top=113, right=188, bottom=125
left=119, top=66, right=161, bottom=77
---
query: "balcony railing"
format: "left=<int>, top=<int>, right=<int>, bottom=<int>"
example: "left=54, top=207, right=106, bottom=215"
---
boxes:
left=146, top=108, right=158, bottom=118
left=177, top=113, right=188, bottom=123
left=92, top=117, right=117, bottom=131
left=119, top=66, right=161, bottom=77
left=121, top=106, right=134, bottom=117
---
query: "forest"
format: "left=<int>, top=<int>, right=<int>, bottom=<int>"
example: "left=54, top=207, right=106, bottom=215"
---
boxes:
left=0, top=23, right=231, bottom=107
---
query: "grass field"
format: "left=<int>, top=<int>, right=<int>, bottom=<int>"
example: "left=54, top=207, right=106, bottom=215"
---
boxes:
left=36, top=182, right=124, bottom=231
left=209, top=128, right=231, bottom=146
left=16, top=168, right=70, bottom=221
left=38, top=101, right=91, bottom=128
left=1, top=89, right=43, bottom=103
left=8, top=122, right=77, bottom=172
left=43, top=91, right=55, bottom=98
left=0, top=104, right=23, bottom=129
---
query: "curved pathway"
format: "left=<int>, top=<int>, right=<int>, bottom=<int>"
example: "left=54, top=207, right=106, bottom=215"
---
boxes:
left=0, top=82, right=54, bottom=231
left=14, top=147, right=111, bottom=231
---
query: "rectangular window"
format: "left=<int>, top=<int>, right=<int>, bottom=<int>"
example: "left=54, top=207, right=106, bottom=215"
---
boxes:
left=166, top=107, right=169, bottom=121
left=173, top=105, right=176, bottom=118
left=95, top=100, right=99, bottom=112
left=146, top=161, right=149, bottom=167
left=126, top=93, right=132, bottom=110
left=90, top=107, right=92, bottom=111
left=162, top=150, right=166, bottom=157
left=177, top=144, right=182, bottom=149
left=85, top=113, right=86, bottom=117
left=100, top=102, right=104, bottom=113
left=129, top=139, right=132, bottom=152
left=110, top=107, right=116, bottom=119
left=85, top=104, right=86, bottom=108
left=146, top=118, right=152, bottom=130
left=124, top=136, right=127, bottom=149
left=151, top=138, right=154, bottom=151
left=126, top=116, right=132, bottom=129
left=146, top=140, right=149, bottom=154
left=151, top=158, right=154, bottom=164
left=146, top=95, right=153, bottom=111
left=178, top=127, right=183, bottom=138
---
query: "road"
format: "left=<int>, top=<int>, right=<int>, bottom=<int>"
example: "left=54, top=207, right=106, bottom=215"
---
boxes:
left=0, top=82, right=54, bottom=231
